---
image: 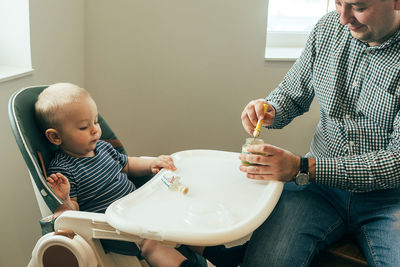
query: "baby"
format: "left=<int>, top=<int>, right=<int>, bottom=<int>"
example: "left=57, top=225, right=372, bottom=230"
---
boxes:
left=35, top=83, right=246, bottom=267
left=35, top=83, right=176, bottom=216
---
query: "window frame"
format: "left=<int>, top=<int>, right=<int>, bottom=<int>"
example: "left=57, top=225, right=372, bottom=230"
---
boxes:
left=265, top=0, right=336, bottom=61
left=0, top=0, right=34, bottom=83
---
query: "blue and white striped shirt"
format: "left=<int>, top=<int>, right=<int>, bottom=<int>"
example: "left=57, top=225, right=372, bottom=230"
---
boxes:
left=48, top=140, right=135, bottom=213
left=267, top=11, right=400, bottom=192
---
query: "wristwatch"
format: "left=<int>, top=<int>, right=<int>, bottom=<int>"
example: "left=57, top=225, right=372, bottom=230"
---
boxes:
left=295, top=157, right=310, bottom=186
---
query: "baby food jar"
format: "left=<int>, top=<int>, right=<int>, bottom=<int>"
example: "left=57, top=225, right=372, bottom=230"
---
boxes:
left=241, top=138, right=264, bottom=165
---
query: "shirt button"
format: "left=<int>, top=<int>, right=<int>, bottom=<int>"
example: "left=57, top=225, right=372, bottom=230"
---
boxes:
left=365, top=50, right=371, bottom=54
left=349, top=141, right=355, bottom=146
left=345, top=114, right=350, bottom=119
left=352, top=81, right=359, bottom=87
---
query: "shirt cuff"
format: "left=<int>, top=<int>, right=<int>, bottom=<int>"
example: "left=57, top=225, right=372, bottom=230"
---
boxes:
left=265, top=100, right=286, bottom=129
left=315, top=157, right=344, bottom=188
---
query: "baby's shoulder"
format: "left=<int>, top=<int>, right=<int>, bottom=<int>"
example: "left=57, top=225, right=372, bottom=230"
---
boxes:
left=48, top=150, right=76, bottom=173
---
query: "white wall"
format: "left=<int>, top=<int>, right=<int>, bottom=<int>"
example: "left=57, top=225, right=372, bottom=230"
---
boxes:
left=0, top=1, right=84, bottom=266
left=1, top=0, right=319, bottom=266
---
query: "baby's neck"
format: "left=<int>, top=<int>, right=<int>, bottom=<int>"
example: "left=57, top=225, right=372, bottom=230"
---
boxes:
left=61, top=148, right=95, bottom=158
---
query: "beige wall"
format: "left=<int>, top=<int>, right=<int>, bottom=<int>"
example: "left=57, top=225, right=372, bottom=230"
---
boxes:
left=84, top=0, right=319, bottom=157
left=0, top=1, right=84, bottom=266
left=1, top=0, right=318, bottom=266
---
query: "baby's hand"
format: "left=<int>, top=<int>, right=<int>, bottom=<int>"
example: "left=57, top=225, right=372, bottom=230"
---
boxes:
left=150, top=155, right=177, bottom=174
left=46, top=173, right=70, bottom=201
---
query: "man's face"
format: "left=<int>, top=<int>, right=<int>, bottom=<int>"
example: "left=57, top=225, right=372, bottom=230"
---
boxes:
left=335, top=0, right=400, bottom=46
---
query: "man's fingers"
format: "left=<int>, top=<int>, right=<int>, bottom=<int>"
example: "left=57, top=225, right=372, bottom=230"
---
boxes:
left=246, top=173, right=276, bottom=181
left=255, top=102, right=267, bottom=120
left=241, top=119, right=253, bottom=135
left=246, top=102, right=259, bottom=125
left=239, top=164, right=270, bottom=174
left=246, top=144, right=279, bottom=155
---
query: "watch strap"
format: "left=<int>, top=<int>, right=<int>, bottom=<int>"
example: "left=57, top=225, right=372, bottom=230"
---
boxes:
left=300, top=157, right=308, bottom=174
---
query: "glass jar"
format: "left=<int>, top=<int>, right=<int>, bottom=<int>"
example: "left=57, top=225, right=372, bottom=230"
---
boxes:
left=241, top=138, right=264, bottom=165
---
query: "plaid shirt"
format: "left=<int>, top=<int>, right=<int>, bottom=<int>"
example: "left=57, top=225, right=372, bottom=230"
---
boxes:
left=267, top=11, right=400, bottom=192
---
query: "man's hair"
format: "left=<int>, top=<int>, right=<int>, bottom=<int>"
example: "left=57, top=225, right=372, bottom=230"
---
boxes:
left=35, top=83, right=91, bottom=131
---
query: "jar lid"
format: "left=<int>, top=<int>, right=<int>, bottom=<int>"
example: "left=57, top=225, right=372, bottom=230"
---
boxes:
left=244, top=137, right=264, bottom=145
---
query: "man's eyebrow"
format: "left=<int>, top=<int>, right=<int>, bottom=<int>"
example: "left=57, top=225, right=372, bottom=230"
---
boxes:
left=338, top=0, right=368, bottom=6
left=349, top=2, right=367, bottom=5
left=348, top=1, right=369, bottom=6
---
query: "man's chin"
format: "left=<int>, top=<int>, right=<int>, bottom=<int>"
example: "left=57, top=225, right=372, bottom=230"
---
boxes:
left=350, top=31, right=369, bottom=43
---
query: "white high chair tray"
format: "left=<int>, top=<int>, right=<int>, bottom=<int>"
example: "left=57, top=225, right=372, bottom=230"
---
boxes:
left=105, top=149, right=283, bottom=246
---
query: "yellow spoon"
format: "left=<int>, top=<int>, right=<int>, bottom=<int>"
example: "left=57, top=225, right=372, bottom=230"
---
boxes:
left=252, top=103, right=268, bottom=143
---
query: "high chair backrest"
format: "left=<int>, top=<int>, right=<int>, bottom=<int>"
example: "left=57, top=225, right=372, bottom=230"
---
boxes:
left=8, top=85, right=127, bottom=216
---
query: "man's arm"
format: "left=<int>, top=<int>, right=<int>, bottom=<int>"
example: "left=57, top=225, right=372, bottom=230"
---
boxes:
left=239, top=137, right=400, bottom=192
left=315, top=149, right=400, bottom=192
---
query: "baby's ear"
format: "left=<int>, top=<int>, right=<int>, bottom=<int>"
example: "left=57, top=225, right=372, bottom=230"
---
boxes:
left=45, top=128, right=62, bottom=145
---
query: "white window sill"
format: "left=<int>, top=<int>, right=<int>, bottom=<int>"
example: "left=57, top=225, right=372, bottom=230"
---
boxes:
left=264, top=47, right=303, bottom=62
left=0, top=66, right=34, bottom=83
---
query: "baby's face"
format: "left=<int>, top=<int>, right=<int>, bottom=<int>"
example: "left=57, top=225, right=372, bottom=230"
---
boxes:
left=57, top=96, right=102, bottom=157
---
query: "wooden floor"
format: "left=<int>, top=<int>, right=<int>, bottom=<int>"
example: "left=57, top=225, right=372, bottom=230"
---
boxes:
left=311, top=235, right=368, bottom=267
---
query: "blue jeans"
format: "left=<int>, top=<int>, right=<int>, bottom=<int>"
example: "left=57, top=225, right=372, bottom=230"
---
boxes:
left=241, top=182, right=400, bottom=267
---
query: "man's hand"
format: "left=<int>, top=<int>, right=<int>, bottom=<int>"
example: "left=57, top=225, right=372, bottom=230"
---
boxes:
left=239, top=144, right=300, bottom=182
left=47, top=172, right=70, bottom=201
left=241, top=99, right=275, bottom=136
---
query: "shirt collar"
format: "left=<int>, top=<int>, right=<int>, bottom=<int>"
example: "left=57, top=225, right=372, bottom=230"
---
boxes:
left=376, top=27, right=400, bottom=49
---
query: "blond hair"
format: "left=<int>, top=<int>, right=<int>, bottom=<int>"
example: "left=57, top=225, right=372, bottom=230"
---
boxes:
left=35, top=83, right=91, bottom=131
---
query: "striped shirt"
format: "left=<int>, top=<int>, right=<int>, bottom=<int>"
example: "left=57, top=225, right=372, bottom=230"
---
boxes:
left=267, top=11, right=400, bottom=192
left=48, top=140, right=135, bottom=213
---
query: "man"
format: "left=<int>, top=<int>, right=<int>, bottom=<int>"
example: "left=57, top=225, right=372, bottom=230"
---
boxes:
left=239, top=0, right=400, bottom=266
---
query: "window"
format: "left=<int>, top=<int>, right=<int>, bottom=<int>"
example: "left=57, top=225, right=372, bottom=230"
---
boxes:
left=0, top=0, right=33, bottom=82
left=265, top=0, right=336, bottom=61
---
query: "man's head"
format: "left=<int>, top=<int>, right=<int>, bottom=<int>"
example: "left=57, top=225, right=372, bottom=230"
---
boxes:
left=336, top=0, right=400, bottom=46
left=35, top=83, right=102, bottom=158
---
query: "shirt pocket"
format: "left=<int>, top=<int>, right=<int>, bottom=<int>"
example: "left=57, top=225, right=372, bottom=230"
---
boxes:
left=357, top=59, right=400, bottom=132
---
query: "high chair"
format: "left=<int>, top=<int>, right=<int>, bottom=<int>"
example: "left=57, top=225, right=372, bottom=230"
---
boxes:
left=8, top=85, right=155, bottom=267
left=9, top=85, right=285, bottom=267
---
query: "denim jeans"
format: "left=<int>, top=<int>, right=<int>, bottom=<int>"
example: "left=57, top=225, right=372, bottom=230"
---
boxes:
left=241, top=182, right=400, bottom=267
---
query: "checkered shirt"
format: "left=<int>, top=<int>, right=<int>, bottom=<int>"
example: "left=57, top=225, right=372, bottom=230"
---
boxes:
left=267, top=11, right=400, bottom=192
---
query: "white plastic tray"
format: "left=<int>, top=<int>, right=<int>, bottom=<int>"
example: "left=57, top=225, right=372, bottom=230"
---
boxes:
left=105, top=149, right=283, bottom=246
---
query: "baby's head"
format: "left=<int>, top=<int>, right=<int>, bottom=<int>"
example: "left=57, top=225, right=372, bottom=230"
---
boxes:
left=35, top=83, right=90, bottom=131
left=35, top=83, right=102, bottom=157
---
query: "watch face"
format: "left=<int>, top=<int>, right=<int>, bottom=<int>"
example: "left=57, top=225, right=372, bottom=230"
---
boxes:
left=296, top=173, right=309, bottom=186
